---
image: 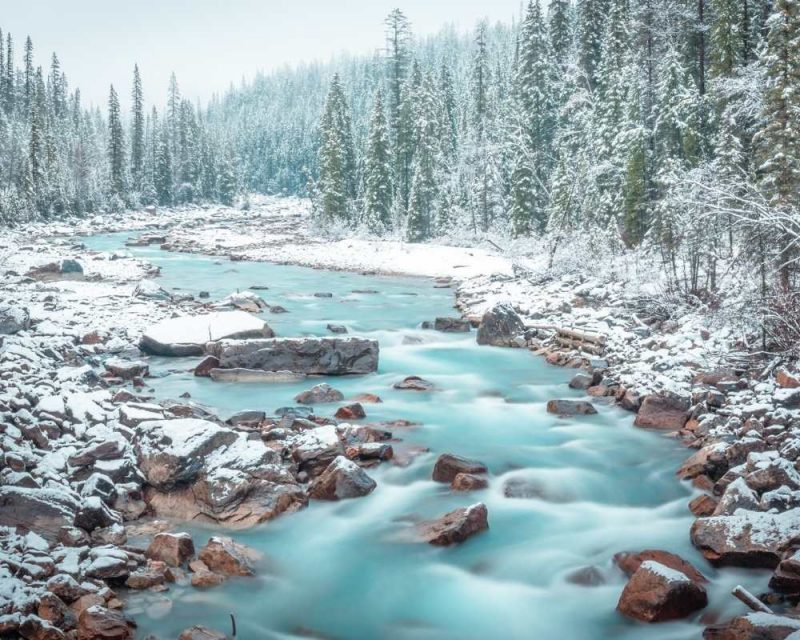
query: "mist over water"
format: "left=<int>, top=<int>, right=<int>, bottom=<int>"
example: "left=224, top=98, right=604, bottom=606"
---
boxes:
left=81, top=234, right=764, bottom=639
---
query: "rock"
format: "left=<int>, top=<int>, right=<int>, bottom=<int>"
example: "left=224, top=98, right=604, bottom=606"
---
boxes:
left=352, top=393, right=382, bottom=404
left=433, top=317, right=470, bottom=333
left=214, top=291, right=268, bottom=312
left=703, top=613, right=800, bottom=639
left=295, top=383, right=344, bottom=405
left=616, top=560, right=708, bottom=622
left=133, top=279, right=172, bottom=301
left=75, top=496, right=121, bottom=532
left=691, top=509, right=800, bottom=568
left=193, top=355, right=220, bottom=377
left=326, top=323, right=348, bottom=334
left=46, top=574, right=86, bottom=603
left=146, top=532, right=195, bottom=567
left=476, top=304, right=525, bottom=347
left=689, top=495, right=719, bottom=517
left=18, top=616, right=67, bottom=640
left=546, top=399, right=597, bottom=416
left=198, top=536, right=257, bottom=576
left=414, top=503, right=489, bottom=546
left=190, top=567, right=225, bottom=588
left=776, top=368, right=800, bottom=389
left=77, top=605, right=135, bottom=640
left=178, top=626, right=227, bottom=640
left=208, top=368, right=306, bottom=383
left=393, top=376, right=435, bottom=391
left=770, top=550, right=800, bottom=593
left=125, top=563, right=168, bottom=590
left=103, top=358, right=148, bottom=380
left=0, top=305, right=31, bottom=335
left=0, top=487, right=78, bottom=544
left=140, top=311, right=274, bottom=357
left=308, top=456, right=377, bottom=500
left=451, top=473, right=489, bottom=491
left=269, top=305, right=288, bottom=314
left=634, top=394, right=689, bottom=430
left=225, top=410, right=266, bottom=429
left=613, top=550, right=707, bottom=584
left=334, top=403, right=366, bottom=420
left=776, top=388, right=800, bottom=408
left=209, top=337, right=379, bottom=375
left=60, top=259, right=83, bottom=274
left=432, top=453, right=488, bottom=483
left=344, top=443, right=393, bottom=461
left=569, top=372, right=600, bottom=390
left=565, top=566, right=606, bottom=586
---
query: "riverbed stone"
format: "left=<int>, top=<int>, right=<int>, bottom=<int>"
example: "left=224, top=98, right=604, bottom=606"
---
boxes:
left=432, top=454, right=488, bottom=483
left=616, top=560, right=708, bottom=622
left=295, top=383, right=344, bottom=404
left=0, top=487, right=79, bottom=544
left=434, top=317, right=470, bottom=333
left=334, top=403, right=366, bottom=420
left=308, top=456, right=377, bottom=500
left=451, top=473, right=489, bottom=491
left=414, top=503, right=489, bottom=546
left=178, top=626, right=228, bottom=640
left=393, top=376, right=435, bottom=391
left=198, top=536, right=257, bottom=576
left=634, top=394, right=689, bottom=430
left=77, top=605, right=135, bottom=640
left=193, top=355, right=219, bottom=377
left=146, top=532, right=195, bottom=567
left=614, top=550, right=707, bottom=584
left=546, top=399, right=597, bottom=416
left=476, top=304, right=525, bottom=347
left=703, top=613, right=800, bottom=639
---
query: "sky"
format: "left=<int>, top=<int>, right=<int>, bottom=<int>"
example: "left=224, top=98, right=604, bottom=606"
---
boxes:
left=2, top=0, right=523, bottom=110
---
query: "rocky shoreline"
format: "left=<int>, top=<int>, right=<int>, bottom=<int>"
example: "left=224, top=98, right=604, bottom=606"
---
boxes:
left=2, top=199, right=799, bottom=639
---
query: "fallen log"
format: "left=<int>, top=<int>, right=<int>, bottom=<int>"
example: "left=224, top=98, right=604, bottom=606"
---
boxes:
left=731, top=585, right=773, bottom=614
left=556, top=327, right=607, bottom=346
left=553, top=336, right=605, bottom=356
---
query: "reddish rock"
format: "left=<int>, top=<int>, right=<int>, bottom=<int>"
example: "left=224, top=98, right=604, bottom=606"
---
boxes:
left=776, top=368, right=800, bottom=389
left=308, top=456, right=377, bottom=500
left=451, top=473, right=489, bottom=491
left=334, top=403, right=366, bottom=420
left=178, top=626, right=228, bottom=640
left=393, top=376, right=435, bottom=391
left=82, top=331, right=104, bottom=345
left=614, top=550, right=707, bottom=584
left=677, top=444, right=729, bottom=481
left=545, top=399, right=597, bottom=416
left=193, top=355, right=219, bottom=378
left=415, top=503, right=489, bottom=546
left=703, top=613, right=800, bottom=639
left=145, top=532, right=195, bottom=567
left=769, top=551, right=800, bottom=593
left=689, top=495, right=718, bottom=517
left=616, top=560, right=708, bottom=622
left=352, top=393, right=382, bottom=404
left=198, top=536, right=257, bottom=576
left=432, top=453, right=488, bottom=483
left=37, top=593, right=71, bottom=628
left=77, top=605, right=135, bottom=640
left=634, top=394, right=689, bottom=430
left=125, top=562, right=168, bottom=590
left=189, top=565, right=225, bottom=588
left=294, top=383, right=344, bottom=404
left=18, top=616, right=66, bottom=640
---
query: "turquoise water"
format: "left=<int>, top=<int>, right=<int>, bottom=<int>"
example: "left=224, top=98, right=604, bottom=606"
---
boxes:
left=79, top=233, right=757, bottom=640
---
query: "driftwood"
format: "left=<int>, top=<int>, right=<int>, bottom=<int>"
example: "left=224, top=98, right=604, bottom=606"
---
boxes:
left=554, top=336, right=605, bottom=356
left=731, top=585, right=773, bottom=614
left=556, top=327, right=607, bottom=346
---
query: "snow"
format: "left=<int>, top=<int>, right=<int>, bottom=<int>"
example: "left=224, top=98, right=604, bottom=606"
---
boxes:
left=142, top=310, right=270, bottom=347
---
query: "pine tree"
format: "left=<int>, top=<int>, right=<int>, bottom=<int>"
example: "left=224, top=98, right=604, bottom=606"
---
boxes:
left=577, top=0, right=609, bottom=89
left=155, top=125, right=173, bottom=205
left=317, top=73, right=356, bottom=223
left=384, top=9, right=412, bottom=156
left=755, top=0, right=800, bottom=291
left=472, top=22, right=490, bottom=143
left=362, top=89, right=392, bottom=232
left=438, top=61, right=458, bottom=159
left=710, top=0, right=742, bottom=78
left=549, top=0, right=573, bottom=69
left=130, top=65, right=145, bottom=192
left=107, top=85, right=126, bottom=199
left=216, top=152, right=237, bottom=205
left=23, top=36, right=33, bottom=112
left=4, top=34, right=14, bottom=115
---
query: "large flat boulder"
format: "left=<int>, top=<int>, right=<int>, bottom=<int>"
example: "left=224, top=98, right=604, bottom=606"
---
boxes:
left=616, top=560, right=708, bottom=622
left=209, top=337, right=379, bottom=375
left=140, top=311, right=274, bottom=356
left=0, top=487, right=79, bottom=544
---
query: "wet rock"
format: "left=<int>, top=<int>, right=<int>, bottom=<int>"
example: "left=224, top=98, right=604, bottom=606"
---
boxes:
left=190, top=566, right=225, bottom=588
left=326, top=323, right=348, bottom=334
left=451, top=473, right=489, bottom=491
left=209, top=337, right=379, bottom=375
left=294, top=383, right=344, bottom=405
left=569, top=372, right=601, bottom=390
left=146, top=532, right=195, bottom=567
left=634, top=394, right=689, bottom=430
left=103, top=358, right=148, bottom=380
left=770, top=550, right=800, bottom=593
left=178, top=626, right=227, bottom=640
left=434, top=317, right=470, bottom=333
left=677, top=443, right=730, bottom=481
left=77, top=605, right=135, bottom=640
left=714, top=477, right=759, bottom=516
left=193, top=355, right=219, bottom=377
left=352, top=393, right=382, bottom=404
left=545, top=399, right=597, bottom=416
left=689, top=495, right=719, bottom=517
left=614, top=550, right=707, bottom=584
left=141, top=311, right=274, bottom=357
left=703, top=613, right=800, bottom=639
left=616, top=560, right=708, bottom=622
left=566, top=566, right=606, bottom=586
left=0, top=305, right=31, bottom=335
left=308, top=456, right=377, bottom=500
left=269, top=305, right=288, bottom=314
left=334, top=403, right=366, bottom=420
left=344, top=443, right=393, bottom=461
left=691, top=509, right=800, bottom=568
left=414, top=503, right=489, bottom=546
left=432, top=454, right=488, bottom=483
left=198, top=536, right=257, bottom=576
left=393, top=376, right=435, bottom=391
left=0, top=487, right=79, bottom=544
left=476, top=304, right=525, bottom=347
left=226, top=410, right=265, bottom=429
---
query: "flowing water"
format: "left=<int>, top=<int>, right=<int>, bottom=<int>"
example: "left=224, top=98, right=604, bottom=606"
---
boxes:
left=80, top=232, right=763, bottom=640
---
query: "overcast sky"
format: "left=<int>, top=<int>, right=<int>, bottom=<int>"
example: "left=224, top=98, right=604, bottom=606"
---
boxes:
left=2, top=0, right=523, bottom=110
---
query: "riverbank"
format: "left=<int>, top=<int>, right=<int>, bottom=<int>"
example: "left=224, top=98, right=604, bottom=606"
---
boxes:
left=2, top=198, right=799, bottom=639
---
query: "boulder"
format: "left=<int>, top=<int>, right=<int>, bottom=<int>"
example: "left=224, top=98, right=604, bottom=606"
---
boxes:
left=146, top=532, right=195, bottom=567
left=208, top=368, right=306, bottom=383
left=776, top=368, right=800, bottom=389
left=178, top=626, right=227, bottom=640
left=415, top=503, right=489, bottom=546
left=432, top=454, right=488, bottom=483
left=0, top=305, right=30, bottom=335
left=133, top=279, right=172, bottom=301
left=308, top=456, right=377, bottom=500
left=546, top=399, right=597, bottom=416
left=614, top=550, right=707, bottom=584
left=193, top=355, right=220, bottom=377
left=140, top=311, right=274, bottom=357
left=334, top=403, right=366, bottom=420
left=198, top=536, right=257, bottom=576
left=476, top=304, right=525, bottom=347
left=76, top=605, right=135, bottom=640
left=616, top=560, right=708, bottom=622
left=634, top=394, right=689, bottom=430
left=393, top=376, right=435, bottom=391
left=103, top=358, right=148, bottom=380
left=691, top=509, right=800, bottom=568
left=433, top=317, right=471, bottom=333
left=451, top=473, right=489, bottom=491
left=0, top=487, right=78, bottom=544
left=18, top=616, right=66, bottom=640
left=770, top=550, right=800, bottom=593
left=703, top=613, right=800, bottom=639
left=214, top=291, right=268, bottom=313
left=225, top=410, right=266, bottom=429
left=295, top=383, right=344, bottom=405
left=326, top=323, right=348, bottom=334
left=209, top=337, right=379, bottom=375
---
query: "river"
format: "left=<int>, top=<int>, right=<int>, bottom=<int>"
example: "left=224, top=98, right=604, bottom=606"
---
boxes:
left=80, top=232, right=756, bottom=640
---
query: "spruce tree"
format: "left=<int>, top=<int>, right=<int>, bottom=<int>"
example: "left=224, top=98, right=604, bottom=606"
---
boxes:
left=549, top=0, right=573, bottom=69
left=107, top=85, right=126, bottom=199
left=710, top=0, right=742, bottom=78
left=317, top=73, right=356, bottom=223
left=131, top=64, right=145, bottom=192
left=23, top=36, right=33, bottom=112
left=577, top=0, right=608, bottom=89
left=362, top=89, right=392, bottom=232
left=384, top=9, right=412, bottom=157
left=4, top=34, right=14, bottom=115
left=155, top=126, right=173, bottom=205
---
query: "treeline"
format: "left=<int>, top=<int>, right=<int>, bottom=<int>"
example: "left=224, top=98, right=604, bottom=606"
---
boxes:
left=0, top=32, right=238, bottom=224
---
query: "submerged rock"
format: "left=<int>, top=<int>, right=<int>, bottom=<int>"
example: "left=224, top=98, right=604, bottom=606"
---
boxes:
left=451, top=473, right=489, bottom=491
left=616, top=560, right=708, bottom=622
left=209, top=337, right=379, bottom=375
left=414, top=503, right=489, bottom=546
left=295, top=383, right=344, bottom=405
left=179, top=626, right=228, bottom=640
left=308, top=456, right=377, bottom=500
left=432, top=454, right=488, bottom=483
left=393, top=376, right=435, bottom=391
left=198, top=536, right=258, bottom=576
left=546, top=399, right=597, bottom=416
left=433, top=317, right=471, bottom=333
left=476, top=304, right=525, bottom=347
left=140, top=311, right=274, bottom=356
